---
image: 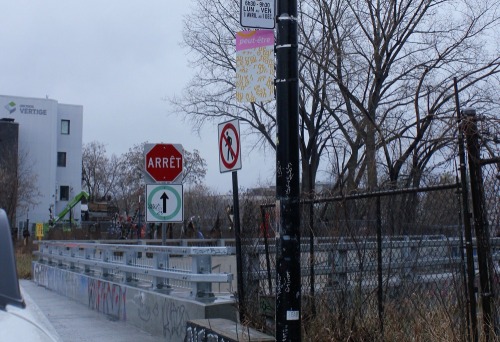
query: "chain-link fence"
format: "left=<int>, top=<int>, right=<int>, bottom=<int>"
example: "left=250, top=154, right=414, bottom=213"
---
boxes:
left=235, top=110, right=499, bottom=341
left=230, top=109, right=500, bottom=341
left=239, top=182, right=471, bottom=341
left=481, top=161, right=500, bottom=340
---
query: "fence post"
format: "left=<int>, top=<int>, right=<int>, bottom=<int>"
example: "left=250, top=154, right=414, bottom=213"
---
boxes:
left=308, top=194, right=316, bottom=317
left=101, top=249, right=110, bottom=277
left=463, top=108, right=496, bottom=340
left=454, top=79, right=478, bottom=342
left=376, top=196, right=384, bottom=338
left=83, top=247, right=91, bottom=273
left=192, top=255, right=214, bottom=302
left=124, top=250, right=135, bottom=283
left=401, top=235, right=413, bottom=278
left=153, top=250, right=170, bottom=291
left=69, top=247, right=76, bottom=270
left=333, top=237, right=348, bottom=287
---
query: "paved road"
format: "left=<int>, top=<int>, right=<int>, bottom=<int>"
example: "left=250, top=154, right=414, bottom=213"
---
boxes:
left=19, top=280, right=163, bottom=342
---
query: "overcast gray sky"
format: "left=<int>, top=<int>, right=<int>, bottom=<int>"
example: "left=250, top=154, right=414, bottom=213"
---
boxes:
left=0, top=0, right=274, bottom=192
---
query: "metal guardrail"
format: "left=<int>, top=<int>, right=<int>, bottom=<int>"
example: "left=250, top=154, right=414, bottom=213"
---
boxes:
left=248, top=236, right=500, bottom=291
left=34, top=240, right=236, bottom=302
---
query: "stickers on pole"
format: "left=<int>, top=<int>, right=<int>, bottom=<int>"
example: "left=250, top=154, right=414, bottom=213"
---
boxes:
left=219, top=119, right=242, bottom=173
left=236, top=30, right=275, bottom=103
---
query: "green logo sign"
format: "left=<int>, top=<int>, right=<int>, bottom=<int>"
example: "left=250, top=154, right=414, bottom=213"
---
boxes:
left=4, top=101, right=16, bottom=114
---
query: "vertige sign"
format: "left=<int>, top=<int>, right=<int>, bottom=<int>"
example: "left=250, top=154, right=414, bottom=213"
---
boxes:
left=18, top=104, right=47, bottom=115
left=3, top=101, right=47, bottom=115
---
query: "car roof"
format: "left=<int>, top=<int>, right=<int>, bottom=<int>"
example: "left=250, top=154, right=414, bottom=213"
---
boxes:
left=0, top=209, right=26, bottom=310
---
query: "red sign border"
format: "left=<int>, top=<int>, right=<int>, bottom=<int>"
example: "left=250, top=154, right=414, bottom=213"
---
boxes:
left=219, top=121, right=241, bottom=172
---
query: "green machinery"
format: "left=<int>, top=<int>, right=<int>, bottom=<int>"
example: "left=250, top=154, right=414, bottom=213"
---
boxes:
left=53, top=191, right=89, bottom=224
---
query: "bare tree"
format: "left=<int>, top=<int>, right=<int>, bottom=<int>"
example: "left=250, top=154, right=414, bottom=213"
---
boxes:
left=0, top=147, right=41, bottom=224
left=114, top=143, right=144, bottom=216
left=183, top=184, right=229, bottom=236
left=304, top=0, right=500, bottom=190
left=82, top=141, right=122, bottom=202
left=0, top=144, right=18, bottom=222
left=183, top=149, right=207, bottom=185
left=172, top=0, right=344, bottom=195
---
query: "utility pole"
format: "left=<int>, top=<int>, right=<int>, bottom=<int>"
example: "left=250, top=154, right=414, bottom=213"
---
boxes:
left=275, top=0, right=301, bottom=340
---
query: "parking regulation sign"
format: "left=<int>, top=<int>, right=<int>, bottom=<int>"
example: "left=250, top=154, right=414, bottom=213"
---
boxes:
left=240, top=0, right=275, bottom=29
left=146, top=184, right=183, bottom=222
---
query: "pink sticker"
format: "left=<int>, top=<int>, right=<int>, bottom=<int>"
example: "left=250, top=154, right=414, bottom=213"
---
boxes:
left=236, top=30, right=274, bottom=51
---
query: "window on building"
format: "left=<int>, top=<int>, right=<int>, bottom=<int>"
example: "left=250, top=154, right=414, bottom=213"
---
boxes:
left=57, top=152, right=67, bottom=167
left=61, top=119, right=70, bottom=135
left=60, top=186, right=70, bottom=201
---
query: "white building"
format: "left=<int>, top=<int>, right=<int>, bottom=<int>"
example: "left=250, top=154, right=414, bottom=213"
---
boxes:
left=0, top=95, right=83, bottom=229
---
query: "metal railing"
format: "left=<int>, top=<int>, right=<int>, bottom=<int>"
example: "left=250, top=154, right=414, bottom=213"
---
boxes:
left=246, top=235, right=500, bottom=293
left=34, top=240, right=236, bottom=302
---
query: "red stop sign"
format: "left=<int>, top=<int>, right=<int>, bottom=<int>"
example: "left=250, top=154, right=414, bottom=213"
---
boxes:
left=145, top=144, right=183, bottom=182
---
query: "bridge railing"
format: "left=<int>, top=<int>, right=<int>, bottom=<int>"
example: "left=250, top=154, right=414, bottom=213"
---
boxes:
left=246, top=235, right=500, bottom=293
left=34, top=240, right=236, bottom=302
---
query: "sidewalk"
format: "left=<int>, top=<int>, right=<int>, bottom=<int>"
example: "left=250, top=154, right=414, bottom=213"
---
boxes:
left=19, top=280, right=162, bottom=342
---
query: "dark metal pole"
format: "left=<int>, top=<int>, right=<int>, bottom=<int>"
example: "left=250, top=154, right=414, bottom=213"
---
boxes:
left=261, top=206, right=273, bottom=294
left=463, top=109, right=496, bottom=341
left=138, top=195, right=142, bottom=239
left=376, top=196, right=384, bottom=338
left=232, top=171, right=245, bottom=322
left=453, top=78, right=478, bottom=342
left=162, top=223, right=166, bottom=245
left=276, top=0, right=301, bottom=340
left=308, top=173, right=316, bottom=317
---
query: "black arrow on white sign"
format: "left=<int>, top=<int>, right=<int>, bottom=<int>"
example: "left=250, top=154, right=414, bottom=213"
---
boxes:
left=160, top=192, right=169, bottom=213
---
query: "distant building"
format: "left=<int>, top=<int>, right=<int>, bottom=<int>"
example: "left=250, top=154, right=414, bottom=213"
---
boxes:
left=0, top=118, right=19, bottom=169
left=0, top=95, right=83, bottom=230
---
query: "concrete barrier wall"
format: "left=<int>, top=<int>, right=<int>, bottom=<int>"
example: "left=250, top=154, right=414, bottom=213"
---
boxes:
left=32, top=262, right=237, bottom=342
left=186, top=319, right=275, bottom=342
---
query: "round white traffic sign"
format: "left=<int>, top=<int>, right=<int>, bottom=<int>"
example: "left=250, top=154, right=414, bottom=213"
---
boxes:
left=146, top=184, right=183, bottom=222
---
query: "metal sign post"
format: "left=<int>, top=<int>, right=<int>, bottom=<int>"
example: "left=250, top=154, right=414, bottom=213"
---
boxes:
left=218, top=118, right=245, bottom=322
left=144, top=143, right=184, bottom=246
left=275, top=0, right=301, bottom=340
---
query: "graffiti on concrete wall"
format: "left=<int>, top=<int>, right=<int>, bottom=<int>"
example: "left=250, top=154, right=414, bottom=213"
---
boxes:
left=185, top=324, right=233, bottom=342
left=88, top=279, right=127, bottom=321
left=134, top=292, right=159, bottom=323
left=162, top=299, right=190, bottom=339
left=33, top=264, right=88, bottom=301
left=132, top=291, right=190, bottom=340
left=33, top=263, right=48, bottom=287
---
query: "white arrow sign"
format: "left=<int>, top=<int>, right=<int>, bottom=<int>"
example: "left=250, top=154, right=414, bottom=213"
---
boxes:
left=146, top=184, right=183, bottom=222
